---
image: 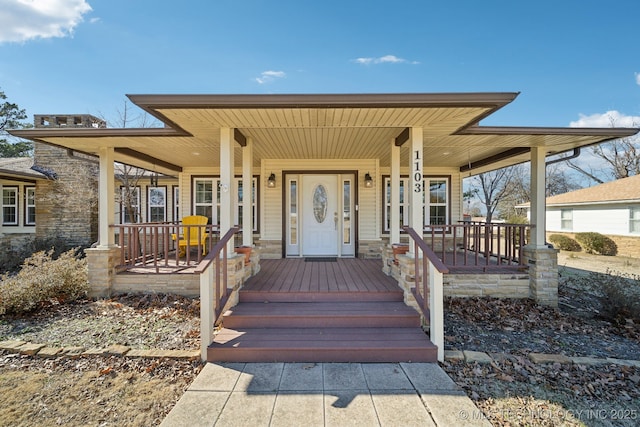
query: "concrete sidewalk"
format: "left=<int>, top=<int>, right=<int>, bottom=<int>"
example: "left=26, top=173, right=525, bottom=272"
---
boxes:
left=161, top=362, right=491, bottom=427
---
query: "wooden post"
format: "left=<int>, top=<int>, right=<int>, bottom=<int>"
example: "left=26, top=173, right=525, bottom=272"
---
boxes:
left=98, top=146, right=115, bottom=248
left=390, top=139, right=401, bottom=245
left=530, top=147, right=547, bottom=248
left=242, top=137, right=253, bottom=247
left=220, top=127, right=235, bottom=252
left=409, top=127, right=424, bottom=253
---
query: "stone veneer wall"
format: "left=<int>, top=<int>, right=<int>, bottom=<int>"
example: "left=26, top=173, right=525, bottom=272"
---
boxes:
left=34, top=143, right=98, bottom=248
left=380, top=244, right=538, bottom=308
left=547, top=232, right=640, bottom=259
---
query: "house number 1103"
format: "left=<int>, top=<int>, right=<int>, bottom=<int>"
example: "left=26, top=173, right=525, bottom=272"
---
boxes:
left=414, top=150, right=423, bottom=193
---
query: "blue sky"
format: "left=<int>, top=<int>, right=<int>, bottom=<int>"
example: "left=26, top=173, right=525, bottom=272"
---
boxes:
left=1, top=0, right=639, bottom=129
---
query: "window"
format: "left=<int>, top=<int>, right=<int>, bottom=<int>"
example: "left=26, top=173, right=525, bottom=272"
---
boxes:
left=560, top=209, right=573, bottom=231
left=2, top=186, right=18, bottom=225
left=148, top=186, right=167, bottom=222
left=383, top=176, right=449, bottom=233
left=25, top=187, right=36, bottom=226
left=427, top=179, right=448, bottom=225
left=192, top=177, right=258, bottom=231
left=630, top=207, right=640, bottom=234
left=120, top=186, right=141, bottom=223
left=173, top=186, right=180, bottom=221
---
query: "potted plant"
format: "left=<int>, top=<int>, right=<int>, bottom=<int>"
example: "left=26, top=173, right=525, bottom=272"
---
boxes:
left=234, top=245, right=252, bottom=266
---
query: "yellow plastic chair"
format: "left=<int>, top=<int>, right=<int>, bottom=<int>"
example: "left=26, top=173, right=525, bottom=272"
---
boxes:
left=172, top=215, right=209, bottom=256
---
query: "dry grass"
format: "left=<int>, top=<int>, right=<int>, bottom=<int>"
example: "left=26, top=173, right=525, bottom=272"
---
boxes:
left=0, top=356, right=200, bottom=427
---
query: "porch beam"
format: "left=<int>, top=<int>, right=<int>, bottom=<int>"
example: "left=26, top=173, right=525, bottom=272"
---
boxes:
left=390, top=138, right=401, bottom=244
left=114, top=147, right=182, bottom=172
left=395, top=127, right=410, bottom=146
left=530, top=147, right=547, bottom=247
left=408, top=127, right=424, bottom=252
left=234, top=128, right=247, bottom=147
left=459, top=147, right=530, bottom=172
left=98, top=146, right=116, bottom=248
left=242, top=137, right=253, bottom=247
left=220, top=128, right=235, bottom=253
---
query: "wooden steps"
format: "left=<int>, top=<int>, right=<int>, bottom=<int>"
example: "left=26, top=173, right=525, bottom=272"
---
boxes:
left=208, top=289, right=437, bottom=363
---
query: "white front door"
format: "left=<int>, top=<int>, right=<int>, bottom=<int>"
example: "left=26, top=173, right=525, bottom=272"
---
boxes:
left=301, top=175, right=339, bottom=256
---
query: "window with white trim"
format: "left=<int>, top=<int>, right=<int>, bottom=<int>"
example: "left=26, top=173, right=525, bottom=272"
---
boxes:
left=120, top=186, right=141, bottom=223
left=2, top=186, right=18, bottom=226
left=25, top=186, right=36, bottom=226
left=560, top=209, right=573, bottom=231
left=192, top=177, right=258, bottom=231
left=173, top=186, right=180, bottom=222
left=630, top=207, right=640, bottom=234
left=148, top=186, right=167, bottom=222
left=383, top=176, right=449, bottom=232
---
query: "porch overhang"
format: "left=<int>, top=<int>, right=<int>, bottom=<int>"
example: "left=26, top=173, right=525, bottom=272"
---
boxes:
left=9, top=92, right=639, bottom=176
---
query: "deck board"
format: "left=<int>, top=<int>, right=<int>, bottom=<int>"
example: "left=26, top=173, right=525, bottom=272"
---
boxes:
left=243, top=258, right=399, bottom=294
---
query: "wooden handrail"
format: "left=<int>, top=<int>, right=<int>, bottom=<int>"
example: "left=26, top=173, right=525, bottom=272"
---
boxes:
left=403, top=226, right=449, bottom=273
left=194, top=227, right=239, bottom=273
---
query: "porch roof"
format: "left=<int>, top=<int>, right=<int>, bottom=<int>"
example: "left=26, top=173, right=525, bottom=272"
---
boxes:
left=10, top=93, right=638, bottom=175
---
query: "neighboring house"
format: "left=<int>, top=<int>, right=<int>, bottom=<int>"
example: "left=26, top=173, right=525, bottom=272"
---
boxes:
left=519, top=174, right=640, bottom=258
left=10, top=92, right=638, bottom=363
left=0, top=157, right=45, bottom=250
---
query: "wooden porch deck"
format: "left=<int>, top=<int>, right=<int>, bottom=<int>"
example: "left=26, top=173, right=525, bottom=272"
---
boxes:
left=241, top=258, right=401, bottom=301
left=210, top=258, right=437, bottom=363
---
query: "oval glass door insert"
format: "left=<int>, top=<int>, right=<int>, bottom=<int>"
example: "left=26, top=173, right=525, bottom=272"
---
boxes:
left=313, top=184, right=328, bottom=223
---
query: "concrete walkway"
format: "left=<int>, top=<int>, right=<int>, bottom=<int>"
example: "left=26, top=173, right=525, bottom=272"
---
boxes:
left=161, top=362, right=491, bottom=427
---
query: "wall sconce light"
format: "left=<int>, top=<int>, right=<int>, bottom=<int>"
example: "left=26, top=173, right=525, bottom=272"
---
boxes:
left=364, top=172, right=373, bottom=188
left=267, top=172, right=276, bottom=188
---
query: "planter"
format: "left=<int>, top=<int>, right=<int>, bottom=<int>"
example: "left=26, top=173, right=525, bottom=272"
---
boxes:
left=391, top=243, right=409, bottom=265
left=234, top=246, right=252, bottom=266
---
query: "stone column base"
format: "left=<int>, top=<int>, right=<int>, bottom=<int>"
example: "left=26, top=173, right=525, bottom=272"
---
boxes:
left=85, top=246, right=121, bottom=299
left=522, top=245, right=559, bottom=307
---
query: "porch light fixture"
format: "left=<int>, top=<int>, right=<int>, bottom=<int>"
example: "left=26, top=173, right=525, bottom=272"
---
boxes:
left=267, top=172, right=276, bottom=188
left=364, top=172, right=373, bottom=188
left=150, top=171, right=158, bottom=187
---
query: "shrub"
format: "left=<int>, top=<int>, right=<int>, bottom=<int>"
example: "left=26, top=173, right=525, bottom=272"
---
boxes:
left=548, top=234, right=582, bottom=251
left=574, top=232, right=618, bottom=256
left=0, top=249, right=89, bottom=315
left=597, top=270, right=640, bottom=327
left=0, top=236, right=83, bottom=275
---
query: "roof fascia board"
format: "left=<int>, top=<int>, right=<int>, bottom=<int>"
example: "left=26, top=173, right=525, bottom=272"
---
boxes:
left=126, top=92, right=520, bottom=109
left=460, top=125, right=639, bottom=138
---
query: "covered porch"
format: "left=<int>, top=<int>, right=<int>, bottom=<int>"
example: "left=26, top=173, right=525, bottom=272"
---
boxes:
left=11, top=92, right=638, bottom=363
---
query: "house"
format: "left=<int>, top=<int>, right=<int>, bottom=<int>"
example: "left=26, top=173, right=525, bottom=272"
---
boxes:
left=0, top=157, right=45, bottom=250
left=519, top=174, right=640, bottom=258
left=11, top=92, right=638, bottom=363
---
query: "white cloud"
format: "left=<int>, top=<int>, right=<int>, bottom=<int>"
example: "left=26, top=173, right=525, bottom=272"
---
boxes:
left=255, top=70, right=286, bottom=84
left=569, top=110, right=640, bottom=128
left=0, top=0, right=92, bottom=43
left=353, top=55, right=418, bottom=65
left=635, top=72, right=640, bottom=86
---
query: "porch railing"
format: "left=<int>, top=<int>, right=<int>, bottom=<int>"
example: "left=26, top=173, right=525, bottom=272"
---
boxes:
left=423, top=222, right=530, bottom=270
left=195, top=227, right=239, bottom=361
left=112, top=222, right=225, bottom=272
left=404, top=226, right=448, bottom=362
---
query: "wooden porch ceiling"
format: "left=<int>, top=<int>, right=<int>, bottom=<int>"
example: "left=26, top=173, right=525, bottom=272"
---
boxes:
left=10, top=93, right=638, bottom=175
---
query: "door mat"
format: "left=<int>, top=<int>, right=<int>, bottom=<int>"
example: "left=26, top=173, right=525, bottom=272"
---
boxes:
left=304, top=257, right=337, bottom=262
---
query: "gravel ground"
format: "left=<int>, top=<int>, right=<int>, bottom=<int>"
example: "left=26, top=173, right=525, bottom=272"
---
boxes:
left=1, top=254, right=639, bottom=426
left=0, top=293, right=200, bottom=351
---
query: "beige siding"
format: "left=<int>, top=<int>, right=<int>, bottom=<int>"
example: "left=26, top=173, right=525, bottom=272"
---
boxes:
left=177, top=163, right=462, bottom=246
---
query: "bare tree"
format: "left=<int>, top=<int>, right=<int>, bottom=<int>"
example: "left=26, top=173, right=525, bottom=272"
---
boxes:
left=566, top=116, right=640, bottom=183
left=108, top=100, right=158, bottom=224
left=468, top=165, right=523, bottom=223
